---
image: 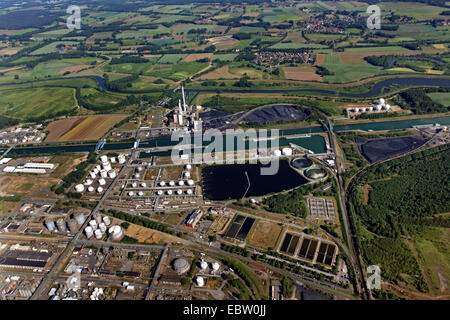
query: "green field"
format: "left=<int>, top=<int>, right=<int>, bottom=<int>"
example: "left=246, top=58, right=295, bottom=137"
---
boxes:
left=147, top=61, right=208, bottom=81
left=270, top=42, right=328, bottom=50
left=0, top=87, right=76, bottom=119
left=427, top=92, right=450, bottom=107
left=30, top=41, right=79, bottom=55
left=212, top=54, right=238, bottom=62
left=158, top=54, right=188, bottom=64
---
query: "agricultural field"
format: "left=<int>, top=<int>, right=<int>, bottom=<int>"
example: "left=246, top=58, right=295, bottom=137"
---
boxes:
left=57, top=115, right=128, bottom=142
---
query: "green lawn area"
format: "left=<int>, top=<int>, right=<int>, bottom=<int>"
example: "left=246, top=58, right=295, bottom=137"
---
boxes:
left=158, top=54, right=187, bottom=64
left=212, top=54, right=238, bottom=62
left=0, top=87, right=76, bottom=119
left=32, top=28, right=72, bottom=39
left=427, top=92, right=450, bottom=107
left=115, top=27, right=171, bottom=39
left=322, top=53, right=386, bottom=83
left=146, top=61, right=208, bottom=81
left=270, top=42, right=328, bottom=49
left=344, top=46, right=409, bottom=53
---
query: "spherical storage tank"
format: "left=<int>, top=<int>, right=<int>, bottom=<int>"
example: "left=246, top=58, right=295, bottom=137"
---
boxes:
left=282, top=147, right=293, bottom=156
left=212, top=262, right=220, bottom=271
left=157, top=190, right=163, bottom=195
left=108, top=225, right=123, bottom=240
left=85, top=226, right=94, bottom=238
left=166, top=190, right=173, bottom=195
left=128, top=191, right=134, bottom=197
left=176, top=189, right=183, bottom=195
left=75, top=184, right=84, bottom=192
left=138, top=191, right=144, bottom=196
left=141, top=182, right=147, bottom=188
left=195, top=276, right=205, bottom=287
left=132, top=182, right=137, bottom=188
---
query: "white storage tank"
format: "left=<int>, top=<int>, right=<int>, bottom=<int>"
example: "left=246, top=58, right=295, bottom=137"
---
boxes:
left=169, top=180, right=175, bottom=186
left=159, top=181, right=166, bottom=187
left=186, top=164, right=192, bottom=170
left=134, top=173, right=140, bottom=179
left=85, top=226, right=94, bottom=239
left=137, top=167, right=143, bottom=172
left=97, top=186, right=104, bottom=193
left=176, top=189, right=183, bottom=195
left=157, top=190, right=163, bottom=195
left=108, top=225, right=123, bottom=240
left=186, top=189, right=193, bottom=195
left=98, top=179, right=106, bottom=186
left=108, top=170, right=116, bottom=179
left=195, top=276, right=205, bottom=287
left=118, top=155, right=126, bottom=164
left=212, top=262, right=220, bottom=271
left=84, top=179, right=93, bottom=186
left=89, top=171, right=96, bottom=179
left=98, top=222, right=107, bottom=233
left=75, top=213, right=85, bottom=225
left=75, top=184, right=84, bottom=193
left=184, top=172, right=191, bottom=178
left=132, top=182, right=137, bottom=188
left=141, top=182, right=147, bottom=188
left=375, top=104, right=382, bottom=111
left=94, top=229, right=103, bottom=240
left=138, top=191, right=144, bottom=196
left=100, top=155, right=108, bottom=163
left=103, top=163, right=112, bottom=172
left=102, top=216, right=111, bottom=226
left=178, top=180, right=184, bottom=186
left=368, top=106, right=373, bottom=111
left=56, top=219, right=67, bottom=232
left=128, top=191, right=134, bottom=197
left=89, top=220, right=98, bottom=230
left=385, top=104, right=391, bottom=110
left=378, top=98, right=385, bottom=105
left=88, top=186, right=95, bottom=192
left=187, top=179, right=194, bottom=186
left=273, top=149, right=282, bottom=157
left=200, top=260, right=208, bottom=270
left=110, top=157, right=116, bottom=163
left=95, top=165, right=101, bottom=171
left=45, top=220, right=56, bottom=232
left=94, top=214, right=102, bottom=224
left=282, top=147, right=293, bottom=156
left=166, top=190, right=173, bottom=195
left=100, top=170, right=108, bottom=178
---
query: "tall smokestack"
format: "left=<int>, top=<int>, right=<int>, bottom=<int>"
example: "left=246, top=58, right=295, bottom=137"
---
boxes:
left=181, top=84, right=187, bottom=113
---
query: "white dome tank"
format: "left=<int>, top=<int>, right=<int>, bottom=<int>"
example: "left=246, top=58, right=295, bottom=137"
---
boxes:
left=200, top=260, right=208, bottom=270
left=159, top=181, right=166, bottom=187
left=138, top=191, right=144, bottom=196
left=273, top=149, right=282, bottom=157
left=97, top=186, right=104, bottom=193
left=89, top=171, right=96, bottom=178
left=169, top=180, right=175, bottom=186
left=85, top=226, right=94, bottom=238
left=187, top=179, right=194, bottom=186
left=132, top=182, right=137, bottom=188
left=141, top=182, right=147, bottom=188
left=102, top=216, right=111, bottom=226
left=166, top=190, right=173, bottom=195
left=89, top=220, right=98, bottom=230
left=88, top=186, right=95, bottom=192
left=98, top=179, right=106, bottom=186
left=157, top=190, right=163, bottom=195
left=128, top=191, right=134, bottom=197
left=385, top=104, right=391, bottom=110
left=378, top=98, right=385, bottom=105
left=282, top=147, right=293, bottom=156
left=186, top=189, right=193, bottom=195
left=75, top=184, right=84, bottom=192
left=186, top=164, right=192, bottom=170
left=100, top=155, right=108, bottom=163
left=195, top=276, right=205, bottom=287
left=178, top=180, right=184, bottom=186
left=98, top=222, right=107, bottom=233
left=176, top=189, right=183, bottom=195
left=94, top=229, right=103, bottom=239
left=84, top=179, right=93, bottom=186
left=184, top=172, right=191, bottom=178
left=212, top=262, right=220, bottom=271
left=108, top=225, right=123, bottom=240
left=108, top=170, right=116, bottom=178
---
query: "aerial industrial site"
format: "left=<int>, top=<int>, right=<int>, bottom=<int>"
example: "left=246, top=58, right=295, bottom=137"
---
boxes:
left=0, top=0, right=449, bottom=307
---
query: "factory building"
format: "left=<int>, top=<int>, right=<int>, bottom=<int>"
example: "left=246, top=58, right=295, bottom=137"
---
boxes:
left=186, top=209, right=203, bottom=228
left=0, top=250, right=52, bottom=271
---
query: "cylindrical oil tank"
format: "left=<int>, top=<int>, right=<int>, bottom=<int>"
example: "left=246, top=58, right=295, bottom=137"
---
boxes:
left=100, top=170, right=108, bottom=178
left=98, top=179, right=106, bottom=186
left=128, top=191, right=134, bottom=197
left=98, top=222, right=107, bottom=233
left=186, top=164, right=192, bottom=170
left=132, top=182, right=137, bottom=188
left=97, top=186, right=103, bottom=193
left=178, top=180, right=184, bottom=186
left=94, top=229, right=103, bottom=239
left=273, top=149, right=282, bottom=157
left=56, top=219, right=67, bottom=232
left=200, top=260, right=208, bottom=270
left=138, top=191, right=144, bottom=196
left=195, top=276, right=205, bottom=287
left=186, top=189, right=193, bottom=195
left=166, top=190, right=173, bottom=195
left=89, top=171, right=96, bottom=179
left=108, top=170, right=116, bottom=179
left=100, top=155, right=108, bottom=163
left=137, top=167, right=143, bottom=172
left=75, top=184, right=84, bottom=192
left=102, top=216, right=111, bottom=226
left=282, top=147, right=292, bottom=156
left=141, top=182, right=146, bottom=188
left=108, top=225, right=123, bottom=240
left=88, top=186, right=95, bottom=192
left=85, top=226, right=94, bottom=239
left=89, top=220, right=98, bottom=231
left=68, top=219, right=78, bottom=234
left=45, top=220, right=56, bottom=232
left=176, top=189, right=183, bottom=195
left=93, top=168, right=100, bottom=175
left=184, top=172, right=191, bottom=178
left=212, top=262, right=220, bottom=271
left=159, top=181, right=166, bottom=187
left=169, top=180, right=175, bottom=186
left=84, top=179, right=93, bottom=186
left=110, top=157, right=116, bottom=163
left=157, top=190, right=163, bottom=195
left=75, top=213, right=85, bottom=225
left=118, top=155, right=126, bottom=164
left=95, top=165, right=101, bottom=171
left=187, top=179, right=194, bottom=186
left=103, top=163, right=112, bottom=172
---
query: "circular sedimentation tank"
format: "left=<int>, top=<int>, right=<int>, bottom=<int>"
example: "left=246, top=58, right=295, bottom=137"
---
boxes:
left=291, top=157, right=313, bottom=170
left=173, top=258, right=190, bottom=274
left=305, top=167, right=327, bottom=180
